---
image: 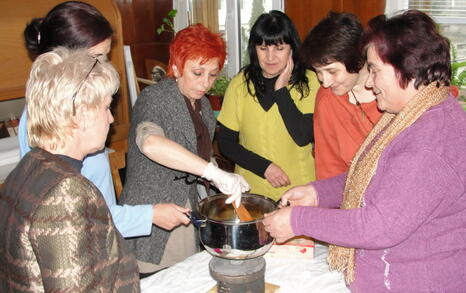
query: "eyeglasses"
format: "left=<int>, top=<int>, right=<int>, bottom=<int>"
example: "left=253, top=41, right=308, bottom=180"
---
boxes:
left=71, top=57, right=101, bottom=116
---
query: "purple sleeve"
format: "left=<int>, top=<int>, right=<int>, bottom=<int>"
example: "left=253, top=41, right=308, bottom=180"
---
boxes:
left=312, top=172, right=346, bottom=208
left=291, top=149, right=462, bottom=249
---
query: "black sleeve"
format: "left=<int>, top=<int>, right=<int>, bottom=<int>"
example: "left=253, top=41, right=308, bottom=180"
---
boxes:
left=273, top=87, right=314, bottom=146
left=217, top=123, right=271, bottom=178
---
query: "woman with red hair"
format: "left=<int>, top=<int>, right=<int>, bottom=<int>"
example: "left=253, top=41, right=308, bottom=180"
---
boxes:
left=121, top=24, right=249, bottom=276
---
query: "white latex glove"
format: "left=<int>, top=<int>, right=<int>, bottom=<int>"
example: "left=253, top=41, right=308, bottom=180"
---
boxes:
left=202, top=162, right=250, bottom=207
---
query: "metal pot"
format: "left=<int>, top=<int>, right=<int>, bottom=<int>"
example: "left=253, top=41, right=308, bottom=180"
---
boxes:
left=190, top=193, right=277, bottom=260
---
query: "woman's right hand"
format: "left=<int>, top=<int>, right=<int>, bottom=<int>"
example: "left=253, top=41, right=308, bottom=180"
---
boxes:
left=274, top=54, right=293, bottom=91
left=202, top=162, right=250, bottom=207
left=280, top=184, right=318, bottom=207
left=264, top=163, right=290, bottom=188
left=152, top=203, right=191, bottom=230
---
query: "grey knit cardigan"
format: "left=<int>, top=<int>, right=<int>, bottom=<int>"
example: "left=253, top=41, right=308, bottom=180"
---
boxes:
left=120, top=78, right=216, bottom=264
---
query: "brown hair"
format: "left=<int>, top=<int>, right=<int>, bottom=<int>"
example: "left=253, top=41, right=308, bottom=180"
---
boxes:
left=300, top=12, right=364, bottom=73
left=361, top=10, right=451, bottom=89
left=24, top=1, right=113, bottom=56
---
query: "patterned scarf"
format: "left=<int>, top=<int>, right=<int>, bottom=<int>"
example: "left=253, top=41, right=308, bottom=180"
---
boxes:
left=327, top=82, right=450, bottom=283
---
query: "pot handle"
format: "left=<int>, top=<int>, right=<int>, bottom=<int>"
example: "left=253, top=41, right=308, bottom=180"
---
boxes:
left=188, top=211, right=206, bottom=228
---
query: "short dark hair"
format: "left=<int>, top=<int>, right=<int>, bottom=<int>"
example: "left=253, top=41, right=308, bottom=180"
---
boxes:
left=300, top=12, right=364, bottom=73
left=244, top=10, right=309, bottom=99
left=361, top=10, right=451, bottom=89
left=24, top=1, right=113, bottom=56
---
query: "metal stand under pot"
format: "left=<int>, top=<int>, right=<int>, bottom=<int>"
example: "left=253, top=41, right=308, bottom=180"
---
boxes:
left=190, top=193, right=278, bottom=293
left=210, top=256, right=266, bottom=293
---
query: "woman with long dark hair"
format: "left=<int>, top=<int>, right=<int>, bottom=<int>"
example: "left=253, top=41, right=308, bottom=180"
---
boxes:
left=217, top=10, right=319, bottom=201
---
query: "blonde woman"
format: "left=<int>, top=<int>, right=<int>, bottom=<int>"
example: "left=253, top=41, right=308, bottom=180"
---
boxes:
left=0, top=48, right=141, bottom=291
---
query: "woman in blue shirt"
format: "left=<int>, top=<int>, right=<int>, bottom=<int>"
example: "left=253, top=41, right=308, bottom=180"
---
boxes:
left=20, top=1, right=247, bottom=240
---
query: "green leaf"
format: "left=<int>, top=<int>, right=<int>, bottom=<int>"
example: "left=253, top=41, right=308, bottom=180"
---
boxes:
left=168, top=9, right=177, bottom=18
left=452, top=61, right=466, bottom=71
left=156, top=10, right=177, bottom=35
left=208, top=75, right=231, bottom=96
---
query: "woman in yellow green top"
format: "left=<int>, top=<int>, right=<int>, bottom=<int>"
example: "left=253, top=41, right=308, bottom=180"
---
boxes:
left=217, top=10, right=320, bottom=201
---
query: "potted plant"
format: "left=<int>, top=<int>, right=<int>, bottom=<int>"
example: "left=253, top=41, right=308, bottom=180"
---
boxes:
left=207, top=74, right=230, bottom=111
left=451, top=47, right=466, bottom=111
left=156, top=9, right=177, bottom=35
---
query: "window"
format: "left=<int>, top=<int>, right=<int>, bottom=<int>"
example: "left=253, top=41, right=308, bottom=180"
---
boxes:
left=386, top=0, right=466, bottom=62
left=174, top=0, right=284, bottom=78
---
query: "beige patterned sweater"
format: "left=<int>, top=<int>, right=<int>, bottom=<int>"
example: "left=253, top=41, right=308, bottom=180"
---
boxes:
left=0, top=148, right=140, bottom=292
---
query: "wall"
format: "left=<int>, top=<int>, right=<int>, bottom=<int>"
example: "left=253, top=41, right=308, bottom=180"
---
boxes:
left=115, top=0, right=173, bottom=79
left=285, top=0, right=386, bottom=40
left=112, top=0, right=385, bottom=80
left=0, top=99, right=24, bottom=122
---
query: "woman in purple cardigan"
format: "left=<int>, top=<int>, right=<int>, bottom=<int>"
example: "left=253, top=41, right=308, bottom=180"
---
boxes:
left=264, top=10, right=466, bottom=292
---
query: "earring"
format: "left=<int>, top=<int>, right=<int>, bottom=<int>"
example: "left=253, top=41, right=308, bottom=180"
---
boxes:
left=172, top=65, right=180, bottom=82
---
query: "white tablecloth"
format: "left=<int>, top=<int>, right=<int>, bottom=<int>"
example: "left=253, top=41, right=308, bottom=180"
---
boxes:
left=140, top=243, right=349, bottom=293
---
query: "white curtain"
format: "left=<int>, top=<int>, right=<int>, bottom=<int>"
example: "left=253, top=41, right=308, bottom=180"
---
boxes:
left=192, top=0, right=219, bottom=33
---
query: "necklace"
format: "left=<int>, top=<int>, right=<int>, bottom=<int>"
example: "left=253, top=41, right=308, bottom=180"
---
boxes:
left=351, top=90, right=376, bottom=126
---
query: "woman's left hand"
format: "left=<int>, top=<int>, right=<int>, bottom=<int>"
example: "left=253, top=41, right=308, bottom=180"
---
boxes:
left=152, top=203, right=191, bottom=230
left=264, top=163, right=291, bottom=188
left=274, top=54, right=293, bottom=91
left=263, top=207, right=295, bottom=243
